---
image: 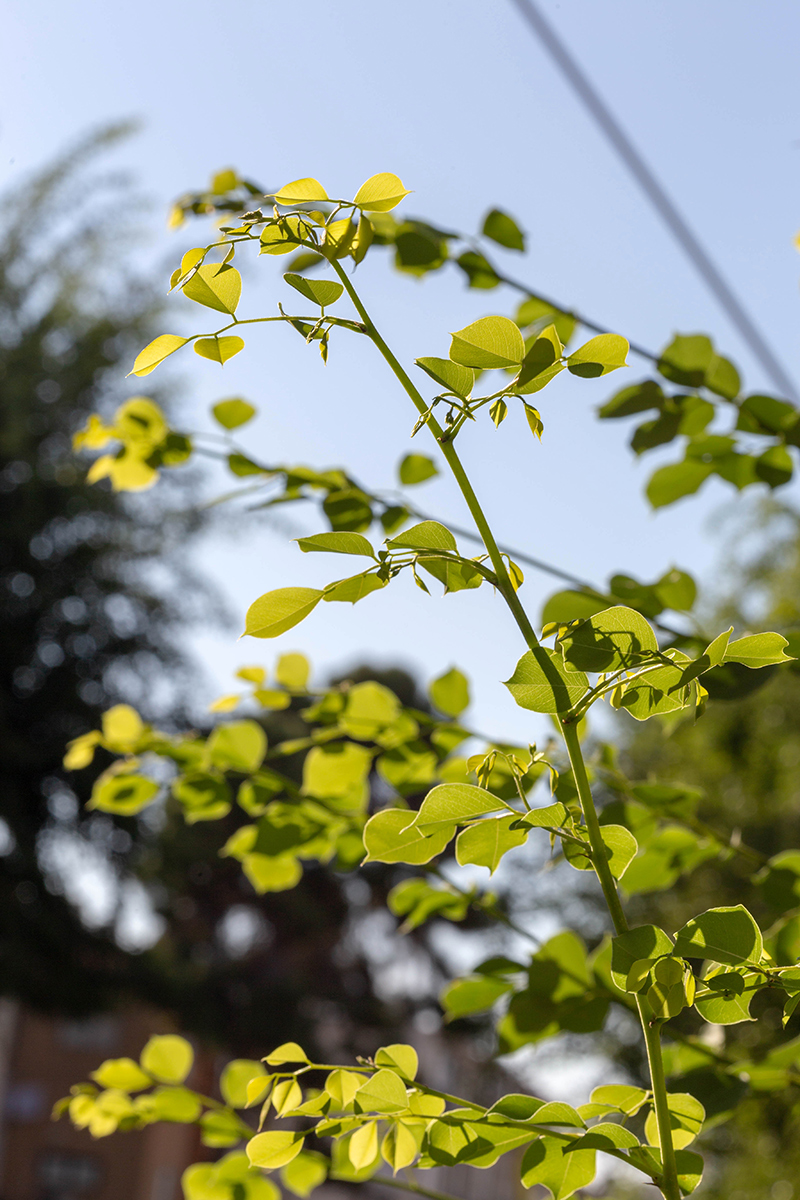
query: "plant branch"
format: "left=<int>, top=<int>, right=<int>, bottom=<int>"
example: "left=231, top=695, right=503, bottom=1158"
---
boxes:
left=327, top=257, right=540, bottom=653
left=370, top=1176, right=464, bottom=1200
left=639, top=997, right=682, bottom=1200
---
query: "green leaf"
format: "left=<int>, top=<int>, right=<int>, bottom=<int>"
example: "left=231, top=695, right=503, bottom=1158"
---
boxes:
left=654, top=568, right=697, bottom=612
left=354, top=1069, right=408, bottom=1114
left=247, top=1131, right=305, bottom=1170
left=673, top=904, right=763, bottom=965
left=503, top=647, right=589, bottom=714
left=515, top=325, right=565, bottom=394
left=456, top=250, right=501, bottom=289
left=415, top=356, right=474, bottom=397
left=207, top=721, right=266, bottom=773
left=590, top=1085, right=648, bottom=1116
left=723, top=632, right=793, bottom=669
left=303, top=742, right=371, bottom=804
left=567, top=334, right=628, bottom=378
left=354, top=172, right=411, bottom=212
left=148, top=1086, right=202, bottom=1123
left=598, top=379, right=664, bottom=419
left=532, top=1103, right=585, bottom=1127
left=610, top=925, right=674, bottom=991
left=283, top=273, right=344, bottom=307
left=456, top=816, right=528, bottom=872
left=429, top=666, right=470, bottom=716
left=482, top=208, right=525, bottom=251
left=140, top=1035, right=194, bottom=1084
left=755, top=444, right=793, bottom=488
left=220, top=1059, right=267, bottom=1108
left=322, top=488, right=373, bottom=532
left=199, top=1109, right=246, bottom=1148
left=374, top=1044, right=418, bottom=1080
left=280, top=1150, right=328, bottom=1198
left=487, top=1094, right=544, bottom=1121
left=441, top=975, right=514, bottom=1019
left=563, top=825, right=638, bottom=880
left=695, top=965, right=759, bottom=1025
left=275, top=652, right=310, bottom=690
left=614, top=650, right=695, bottom=721
left=419, top=556, right=483, bottom=594
left=244, top=587, right=324, bottom=638
left=362, top=808, right=455, bottom=864
left=386, top=520, right=456, bottom=552
left=323, top=573, right=387, bottom=603
left=264, top=1042, right=309, bottom=1065
left=131, top=334, right=188, bottom=377
left=90, top=772, right=159, bottom=816
left=520, top=1136, right=596, bottom=1198
left=183, top=264, right=241, bottom=315
left=646, top=459, right=713, bottom=508
left=449, top=315, right=525, bottom=370
left=541, top=590, right=608, bottom=626
left=194, top=336, right=245, bottom=366
left=559, top=606, right=658, bottom=674
left=644, top=1092, right=705, bottom=1150
left=658, top=333, right=740, bottom=398
left=413, top=782, right=506, bottom=830
left=274, top=178, right=329, bottom=204
left=517, top=802, right=568, bottom=829
left=398, top=454, right=438, bottom=485
left=212, top=398, right=256, bottom=429
left=90, top=1058, right=152, bottom=1092
left=738, top=392, right=799, bottom=434
left=297, top=532, right=375, bottom=557
left=172, top=772, right=231, bottom=823
left=569, top=1123, right=640, bottom=1151
left=348, top=1122, right=379, bottom=1170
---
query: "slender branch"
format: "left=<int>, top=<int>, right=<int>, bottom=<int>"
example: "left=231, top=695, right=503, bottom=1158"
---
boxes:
left=327, top=257, right=540, bottom=653
left=560, top=721, right=628, bottom=936
left=639, top=998, right=682, bottom=1200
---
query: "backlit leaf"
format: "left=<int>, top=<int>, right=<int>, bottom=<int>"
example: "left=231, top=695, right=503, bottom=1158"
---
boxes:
left=429, top=666, right=470, bottom=716
left=567, top=334, right=628, bottom=378
left=140, top=1035, right=194, bottom=1084
left=212, top=398, right=256, bottom=429
left=297, top=532, right=375, bottom=557
left=398, top=454, right=438, bottom=485
left=413, top=783, right=506, bottom=830
left=504, top=647, right=589, bottom=714
left=275, top=178, right=329, bottom=205
left=183, top=264, right=241, bottom=315
left=283, top=273, right=344, bottom=307
left=362, top=808, right=455, bottom=864
left=194, top=336, right=245, bottom=366
left=449, top=316, right=525, bottom=370
left=482, top=208, right=525, bottom=251
left=354, top=173, right=411, bottom=212
left=415, top=356, right=474, bottom=397
left=244, top=588, right=324, bottom=638
left=673, top=904, right=763, bottom=966
left=131, top=334, right=188, bottom=377
left=247, top=1131, right=305, bottom=1170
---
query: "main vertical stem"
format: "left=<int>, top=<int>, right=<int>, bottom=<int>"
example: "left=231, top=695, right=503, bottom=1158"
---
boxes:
left=562, top=720, right=680, bottom=1200
left=331, top=256, right=679, bottom=1200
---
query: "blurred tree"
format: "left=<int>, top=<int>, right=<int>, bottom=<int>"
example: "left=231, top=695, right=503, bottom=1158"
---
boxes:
left=613, top=500, right=800, bottom=1198
left=0, top=125, right=214, bottom=1014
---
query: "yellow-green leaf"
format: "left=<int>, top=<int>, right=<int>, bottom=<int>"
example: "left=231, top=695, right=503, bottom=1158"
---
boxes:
left=283, top=273, right=344, bottom=307
left=244, top=588, right=324, bottom=639
left=194, top=336, right=245, bottom=365
left=247, top=1131, right=305, bottom=1170
left=130, top=334, right=188, bottom=377
left=354, top=173, right=411, bottom=212
left=449, top=316, right=525, bottom=370
left=183, top=264, right=241, bottom=315
left=275, top=178, right=329, bottom=205
left=567, top=333, right=629, bottom=378
left=140, top=1035, right=194, bottom=1084
left=212, top=398, right=256, bottom=429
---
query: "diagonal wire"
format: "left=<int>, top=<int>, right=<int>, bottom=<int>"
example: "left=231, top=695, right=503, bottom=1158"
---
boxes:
left=507, top=0, right=799, bottom=403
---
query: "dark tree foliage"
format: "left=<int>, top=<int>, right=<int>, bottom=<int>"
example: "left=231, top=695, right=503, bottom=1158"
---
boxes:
left=0, top=127, right=213, bottom=1014
left=618, top=502, right=800, bottom=1198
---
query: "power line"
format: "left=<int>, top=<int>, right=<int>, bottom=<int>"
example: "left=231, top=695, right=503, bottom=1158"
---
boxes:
left=507, top=0, right=799, bottom=403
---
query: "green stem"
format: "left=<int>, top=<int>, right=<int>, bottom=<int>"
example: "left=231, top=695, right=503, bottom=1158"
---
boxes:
left=561, top=721, right=627, bottom=936
left=562, top=721, right=679, bottom=1200
left=328, top=258, right=539, bottom=652
left=639, top=997, right=682, bottom=1200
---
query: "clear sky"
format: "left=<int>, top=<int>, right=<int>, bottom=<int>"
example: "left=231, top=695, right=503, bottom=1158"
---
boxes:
left=4, top=0, right=800, bottom=742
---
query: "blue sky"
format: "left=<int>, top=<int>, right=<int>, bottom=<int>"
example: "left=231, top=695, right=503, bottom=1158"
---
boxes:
left=4, top=0, right=800, bottom=741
